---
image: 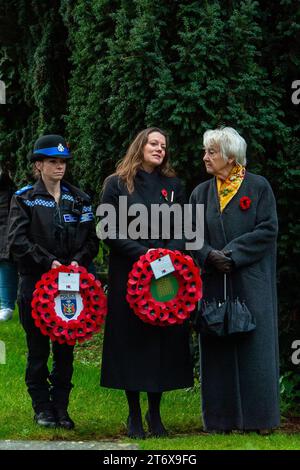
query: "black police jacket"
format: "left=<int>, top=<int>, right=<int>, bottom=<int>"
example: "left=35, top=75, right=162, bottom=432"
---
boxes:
left=8, top=178, right=99, bottom=276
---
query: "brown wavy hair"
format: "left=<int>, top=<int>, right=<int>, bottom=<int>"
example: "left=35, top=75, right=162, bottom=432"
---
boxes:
left=105, top=127, right=176, bottom=193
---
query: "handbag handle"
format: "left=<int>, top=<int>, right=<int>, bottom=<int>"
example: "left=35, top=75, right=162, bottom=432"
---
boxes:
left=224, top=270, right=235, bottom=301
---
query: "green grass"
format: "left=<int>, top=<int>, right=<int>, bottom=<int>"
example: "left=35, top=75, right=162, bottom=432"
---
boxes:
left=0, top=313, right=299, bottom=450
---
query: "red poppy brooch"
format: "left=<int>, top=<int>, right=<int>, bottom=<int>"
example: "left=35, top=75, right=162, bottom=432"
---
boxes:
left=31, top=265, right=107, bottom=345
left=161, top=188, right=168, bottom=201
left=126, top=248, right=202, bottom=326
left=239, top=196, right=251, bottom=211
left=161, top=188, right=175, bottom=202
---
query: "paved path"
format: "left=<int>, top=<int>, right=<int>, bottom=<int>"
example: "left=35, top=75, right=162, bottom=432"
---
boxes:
left=0, top=440, right=138, bottom=450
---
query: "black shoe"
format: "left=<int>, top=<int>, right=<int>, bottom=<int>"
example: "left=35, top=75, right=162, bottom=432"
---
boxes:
left=257, top=429, right=273, bottom=436
left=145, top=411, right=168, bottom=437
left=55, top=409, right=75, bottom=430
left=34, top=410, right=56, bottom=428
left=127, top=415, right=145, bottom=439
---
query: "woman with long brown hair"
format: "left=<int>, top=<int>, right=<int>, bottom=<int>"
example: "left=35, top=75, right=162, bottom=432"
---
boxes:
left=100, top=127, right=193, bottom=438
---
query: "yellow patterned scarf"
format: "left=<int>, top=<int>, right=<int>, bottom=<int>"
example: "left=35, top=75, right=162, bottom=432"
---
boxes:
left=217, top=164, right=246, bottom=212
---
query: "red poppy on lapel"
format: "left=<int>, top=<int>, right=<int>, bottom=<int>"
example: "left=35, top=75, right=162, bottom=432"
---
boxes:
left=161, top=188, right=168, bottom=201
left=239, top=196, right=251, bottom=210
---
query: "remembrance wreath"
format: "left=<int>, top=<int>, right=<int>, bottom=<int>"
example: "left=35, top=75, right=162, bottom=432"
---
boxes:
left=126, top=248, right=202, bottom=326
left=31, top=264, right=107, bottom=345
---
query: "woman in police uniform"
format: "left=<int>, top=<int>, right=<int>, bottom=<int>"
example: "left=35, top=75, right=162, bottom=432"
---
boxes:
left=8, top=134, right=99, bottom=429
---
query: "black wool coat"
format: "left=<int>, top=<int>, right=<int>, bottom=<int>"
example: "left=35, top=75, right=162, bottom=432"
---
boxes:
left=190, top=171, right=280, bottom=431
left=100, top=169, right=194, bottom=392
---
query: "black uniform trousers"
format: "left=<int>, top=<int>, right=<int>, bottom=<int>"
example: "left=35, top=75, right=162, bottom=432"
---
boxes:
left=18, top=276, right=74, bottom=413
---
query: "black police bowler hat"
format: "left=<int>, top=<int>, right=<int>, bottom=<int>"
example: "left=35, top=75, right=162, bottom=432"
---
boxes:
left=28, top=134, right=72, bottom=162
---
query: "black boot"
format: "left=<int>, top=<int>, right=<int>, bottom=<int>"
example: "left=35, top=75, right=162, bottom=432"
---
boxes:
left=125, top=391, right=145, bottom=439
left=146, top=392, right=168, bottom=437
left=55, top=409, right=75, bottom=430
left=34, top=410, right=56, bottom=428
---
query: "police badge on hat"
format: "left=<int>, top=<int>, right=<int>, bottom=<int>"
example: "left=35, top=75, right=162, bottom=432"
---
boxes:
left=29, top=134, right=73, bottom=162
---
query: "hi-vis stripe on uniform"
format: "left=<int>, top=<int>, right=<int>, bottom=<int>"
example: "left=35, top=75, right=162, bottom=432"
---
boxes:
left=23, top=199, right=55, bottom=208
left=63, top=212, right=94, bottom=223
left=80, top=212, right=93, bottom=223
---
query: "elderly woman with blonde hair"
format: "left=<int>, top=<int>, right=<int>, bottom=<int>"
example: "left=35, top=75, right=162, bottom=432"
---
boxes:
left=190, top=127, right=280, bottom=434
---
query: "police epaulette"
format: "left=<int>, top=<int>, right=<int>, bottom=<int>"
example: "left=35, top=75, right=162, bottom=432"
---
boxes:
left=15, top=185, right=33, bottom=195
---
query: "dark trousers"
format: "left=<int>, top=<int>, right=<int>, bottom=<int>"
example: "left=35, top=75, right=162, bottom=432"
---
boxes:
left=18, top=277, right=74, bottom=413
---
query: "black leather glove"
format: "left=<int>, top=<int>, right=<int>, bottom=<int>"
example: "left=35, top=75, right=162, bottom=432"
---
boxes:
left=206, top=250, right=233, bottom=273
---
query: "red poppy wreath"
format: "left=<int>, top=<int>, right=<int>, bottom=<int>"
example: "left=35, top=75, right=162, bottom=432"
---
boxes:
left=126, top=248, right=202, bottom=326
left=31, top=265, right=107, bottom=345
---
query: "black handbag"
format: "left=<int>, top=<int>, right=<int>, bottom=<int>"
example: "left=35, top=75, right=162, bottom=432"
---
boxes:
left=193, top=274, right=256, bottom=336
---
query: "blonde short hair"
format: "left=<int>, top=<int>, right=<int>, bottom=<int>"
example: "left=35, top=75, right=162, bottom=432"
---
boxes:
left=203, top=127, right=247, bottom=165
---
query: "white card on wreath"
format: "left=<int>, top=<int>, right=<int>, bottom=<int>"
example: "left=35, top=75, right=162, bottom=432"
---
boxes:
left=150, top=255, right=175, bottom=280
left=58, top=272, right=80, bottom=292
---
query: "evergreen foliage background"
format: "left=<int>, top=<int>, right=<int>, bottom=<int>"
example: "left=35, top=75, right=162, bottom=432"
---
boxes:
left=0, top=0, right=299, bottom=375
